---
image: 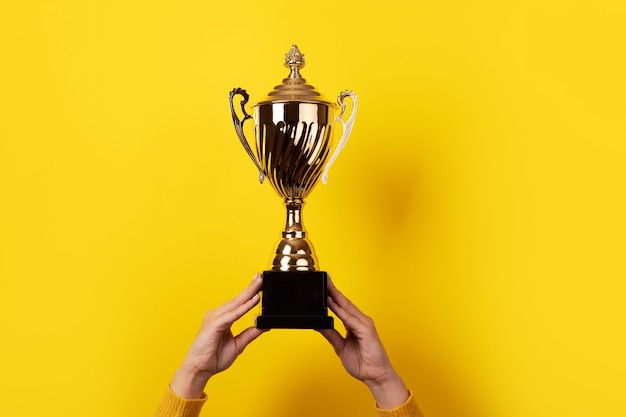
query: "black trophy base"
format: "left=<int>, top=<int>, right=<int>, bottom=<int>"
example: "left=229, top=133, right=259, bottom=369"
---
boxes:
left=255, top=270, right=334, bottom=329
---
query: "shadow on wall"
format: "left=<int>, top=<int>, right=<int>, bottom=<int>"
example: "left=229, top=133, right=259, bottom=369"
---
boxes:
left=334, top=132, right=438, bottom=294
left=345, top=123, right=438, bottom=253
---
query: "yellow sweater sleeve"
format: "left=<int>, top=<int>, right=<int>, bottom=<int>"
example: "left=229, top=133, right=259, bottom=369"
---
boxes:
left=375, top=391, right=424, bottom=417
left=153, top=387, right=207, bottom=417
left=154, top=386, right=423, bottom=417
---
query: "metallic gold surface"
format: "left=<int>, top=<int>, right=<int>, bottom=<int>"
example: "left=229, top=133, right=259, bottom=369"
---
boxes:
left=255, top=101, right=333, bottom=199
left=257, top=45, right=332, bottom=106
left=272, top=198, right=319, bottom=271
left=229, top=46, right=357, bottom=272
left=229, top=88, right=265, bottom=183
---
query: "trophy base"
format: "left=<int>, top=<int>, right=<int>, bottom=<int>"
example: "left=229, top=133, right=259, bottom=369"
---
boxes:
left=255, top=271, right=334, bottom=329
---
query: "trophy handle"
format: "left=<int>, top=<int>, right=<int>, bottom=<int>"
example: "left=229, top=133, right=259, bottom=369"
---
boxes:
left=229, top=88, right=265, bottom=183
left=322, top=90, right=358, bottom=184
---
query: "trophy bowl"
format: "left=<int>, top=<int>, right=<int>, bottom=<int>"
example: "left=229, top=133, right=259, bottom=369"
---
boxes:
left=228, top=45, right=357, bottom=329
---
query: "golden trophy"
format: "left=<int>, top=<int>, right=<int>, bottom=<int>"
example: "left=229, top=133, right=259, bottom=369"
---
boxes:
left=229, top=45, right=357, bottom=329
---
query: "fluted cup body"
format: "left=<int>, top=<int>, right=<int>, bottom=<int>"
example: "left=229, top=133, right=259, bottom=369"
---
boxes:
left=254, top=101, right=334, bottom=200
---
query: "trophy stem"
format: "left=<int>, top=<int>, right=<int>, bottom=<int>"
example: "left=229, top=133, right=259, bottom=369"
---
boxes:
left=271, top=197, right=319, bottom=271
left=283, top=198, right=306, bottom=238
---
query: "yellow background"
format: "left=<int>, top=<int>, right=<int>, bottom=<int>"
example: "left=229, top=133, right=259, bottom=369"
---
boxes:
left=1, top=1, right=625, bottom=416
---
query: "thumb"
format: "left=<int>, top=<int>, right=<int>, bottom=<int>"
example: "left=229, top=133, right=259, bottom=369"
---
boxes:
left=318, top=328, right=345, bottom=356
left=233, top=327, right=268, bottom=355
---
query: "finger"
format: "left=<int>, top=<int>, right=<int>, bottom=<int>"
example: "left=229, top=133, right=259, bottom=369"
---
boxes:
left=327, top=277, right=369, bottom=325
left=216, top=274, right=263, bottom=314
left=233, top=326, right=268, bottom=355
left=326, top=276, right=359, bottom=313
left=327, top=297, right=375, bottom=341
left=317, top=328, right=345, bottom=356
left=327, top=296, right=361, bottom=332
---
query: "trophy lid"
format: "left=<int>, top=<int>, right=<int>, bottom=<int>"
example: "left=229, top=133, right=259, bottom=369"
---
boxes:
left=254, top=45, right=335, bottom=107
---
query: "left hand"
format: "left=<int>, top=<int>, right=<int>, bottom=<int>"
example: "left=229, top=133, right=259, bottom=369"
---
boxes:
left=170, top=274, right=267, bottom=399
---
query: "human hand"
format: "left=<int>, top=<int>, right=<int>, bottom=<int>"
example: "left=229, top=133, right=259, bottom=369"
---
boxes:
left=170, top=274, right=267, bottom=399
left=319, top=277, right=409, bottom=409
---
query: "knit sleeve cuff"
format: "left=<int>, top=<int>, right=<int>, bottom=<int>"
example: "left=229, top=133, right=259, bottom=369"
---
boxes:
left=375, top=390, right=424, bottom=417
left=154, top=386, right=207, bottom=417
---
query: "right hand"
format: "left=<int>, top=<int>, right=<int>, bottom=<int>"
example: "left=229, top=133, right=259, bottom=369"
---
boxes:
left=318, top=277, right=409, bottom=409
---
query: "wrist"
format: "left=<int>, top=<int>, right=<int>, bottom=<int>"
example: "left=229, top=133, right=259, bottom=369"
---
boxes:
left=365, top=371, right=409, bottom=410
left=170, top=365, right=213, bottom=399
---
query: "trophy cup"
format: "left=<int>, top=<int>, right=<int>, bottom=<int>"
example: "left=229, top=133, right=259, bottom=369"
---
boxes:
left=229, top=45, right=357, bottom=329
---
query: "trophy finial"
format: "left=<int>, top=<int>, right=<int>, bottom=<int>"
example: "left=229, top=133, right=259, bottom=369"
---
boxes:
left=285, top=45, right=305, bottom=78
